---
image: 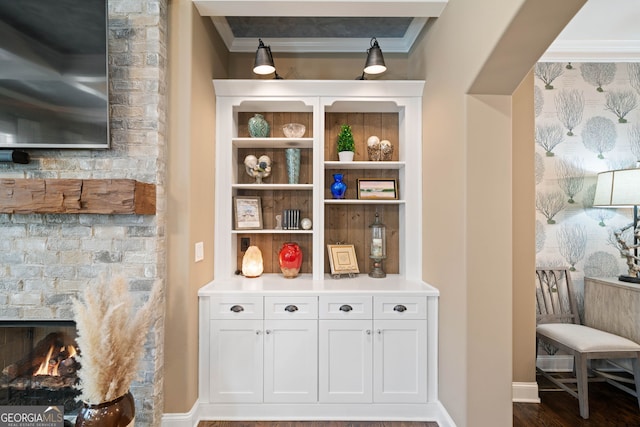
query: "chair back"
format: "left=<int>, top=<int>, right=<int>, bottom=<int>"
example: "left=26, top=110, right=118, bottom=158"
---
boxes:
left=535, top=267, right=581, bottom=325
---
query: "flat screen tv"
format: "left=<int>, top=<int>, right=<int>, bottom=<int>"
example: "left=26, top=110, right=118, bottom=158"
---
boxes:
left=0, top=0, right=109, bottom=149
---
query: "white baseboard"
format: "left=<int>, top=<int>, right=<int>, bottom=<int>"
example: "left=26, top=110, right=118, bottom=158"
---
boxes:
left=512, top=382, right=540, bottom=403
left=434, top=400, right=457, bottom=427
left=161, top=400, right=198, bottom=427
left=161, top=400, right=455, bottom=427
left=510, top=355, right=574, bottom=404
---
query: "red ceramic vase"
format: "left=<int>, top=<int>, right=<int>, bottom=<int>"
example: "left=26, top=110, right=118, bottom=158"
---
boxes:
left=278, top=242, right=302, bottom=278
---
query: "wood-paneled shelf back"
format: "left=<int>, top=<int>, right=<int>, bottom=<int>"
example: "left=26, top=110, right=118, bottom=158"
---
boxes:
left=0, top=179, right=156, bottom=215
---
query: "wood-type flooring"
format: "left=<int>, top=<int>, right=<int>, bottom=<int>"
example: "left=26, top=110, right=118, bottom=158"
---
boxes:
left=514, top=375, right=640, bottom=426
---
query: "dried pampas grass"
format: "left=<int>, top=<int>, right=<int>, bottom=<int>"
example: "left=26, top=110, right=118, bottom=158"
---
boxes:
left=72, top=276, right=162, bottom=404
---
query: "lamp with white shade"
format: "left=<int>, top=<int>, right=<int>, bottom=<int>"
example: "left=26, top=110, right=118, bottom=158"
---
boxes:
left=357, top=37, right=386, bottom=80
left=593, top=168, right=640, bottom=283
left=253, top=39, right=282, bottom=79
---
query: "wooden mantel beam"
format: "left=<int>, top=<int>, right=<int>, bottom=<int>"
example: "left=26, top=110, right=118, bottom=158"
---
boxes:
left=0, top=179, right=156, bottom=215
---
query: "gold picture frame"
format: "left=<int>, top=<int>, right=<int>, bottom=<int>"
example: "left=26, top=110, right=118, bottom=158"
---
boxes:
left=356, top=178, right=398, bottom=200
left=234, top=196, right=263, bottom=230
left=327, top=244, right=360, bottom=275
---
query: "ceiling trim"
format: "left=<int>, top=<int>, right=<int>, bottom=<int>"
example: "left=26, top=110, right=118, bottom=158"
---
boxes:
left=194, top=0, right=447, bottom=17
left=211, top=17, right=428, bottom=53
left=540, top=40, right=640, bottom=62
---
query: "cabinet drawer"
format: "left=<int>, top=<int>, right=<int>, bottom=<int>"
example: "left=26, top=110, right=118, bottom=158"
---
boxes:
left=210, top=296, right=263, bottom=319
left=319, top=295, right=372, bottom=319
left=373, top=296, right=427, bottom=319
left=265, top=296, right=318, bottom=319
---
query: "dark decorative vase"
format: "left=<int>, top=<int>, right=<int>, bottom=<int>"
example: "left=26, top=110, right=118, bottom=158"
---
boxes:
left=248, top=113, right=270, bottom=137
left=278, top=242, right=303, bottom=278
left=75, top=391, right=135, bottom=427
left=330, top=173, right=347, bottom=199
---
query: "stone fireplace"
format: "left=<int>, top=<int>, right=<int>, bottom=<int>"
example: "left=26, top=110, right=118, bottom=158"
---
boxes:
left=0, top=321, right=80, bottom=414
left=0, top=0, right=168, bottom=425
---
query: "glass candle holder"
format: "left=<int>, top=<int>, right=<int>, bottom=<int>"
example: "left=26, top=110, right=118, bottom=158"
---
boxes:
left=369, top=212, right=386, bottom=278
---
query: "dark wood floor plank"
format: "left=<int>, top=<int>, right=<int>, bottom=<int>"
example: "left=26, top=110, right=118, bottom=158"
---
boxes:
left=514, top=375, right=640, bottom=427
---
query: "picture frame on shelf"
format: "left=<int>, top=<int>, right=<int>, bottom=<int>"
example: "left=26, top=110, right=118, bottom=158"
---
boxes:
left=356, top=178, right=398, bottom=200
left=327, top=244, right=360, bottom=275
left=234, top=196, right=263, bottom=230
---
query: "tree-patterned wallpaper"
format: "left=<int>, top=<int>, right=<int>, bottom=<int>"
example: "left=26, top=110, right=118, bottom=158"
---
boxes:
left=534, top=62, right=640, bottom=307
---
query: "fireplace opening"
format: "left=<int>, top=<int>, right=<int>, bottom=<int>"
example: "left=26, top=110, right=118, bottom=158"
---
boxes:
left=0, top=321, right=81, bottom=414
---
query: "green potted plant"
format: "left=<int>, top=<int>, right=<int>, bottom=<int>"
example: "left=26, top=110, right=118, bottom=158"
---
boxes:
left=337, top=124, right=355, bottom=161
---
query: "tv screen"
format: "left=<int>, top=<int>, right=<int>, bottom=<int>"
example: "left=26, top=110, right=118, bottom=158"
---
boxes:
left=0, top=0, right=109, bottom=149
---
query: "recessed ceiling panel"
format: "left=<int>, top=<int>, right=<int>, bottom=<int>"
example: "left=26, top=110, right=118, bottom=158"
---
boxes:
left=225, top=17, right=413, bottom=39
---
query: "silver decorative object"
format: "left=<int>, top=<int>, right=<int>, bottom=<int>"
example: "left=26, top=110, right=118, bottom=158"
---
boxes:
left=301, top=218, right=312, bottom=230
left=369, top=212, right=386, bottom=278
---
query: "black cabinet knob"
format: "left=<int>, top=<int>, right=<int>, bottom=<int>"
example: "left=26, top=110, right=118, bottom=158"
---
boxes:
left=230, top=305, right=244, bottom=313
left=339, top=304, right=353, bottom=312
left=285, top=305, right=299, bottom=312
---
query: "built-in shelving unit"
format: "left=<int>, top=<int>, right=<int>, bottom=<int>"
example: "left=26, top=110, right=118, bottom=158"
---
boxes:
left=197, top=80, right=448, bottom=425
left=212, top=80, right=424, bottom=279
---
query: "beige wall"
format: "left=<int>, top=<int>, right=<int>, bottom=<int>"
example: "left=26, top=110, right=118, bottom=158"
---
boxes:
left=165, top=0, right=585, bottom=421
left=166, top=0, right=227, bottom=413
left=513, top=71, right=537, bottom=383
left=228, top=52, right=409, bottom=80
left=408, top=0, right=584, bottom=425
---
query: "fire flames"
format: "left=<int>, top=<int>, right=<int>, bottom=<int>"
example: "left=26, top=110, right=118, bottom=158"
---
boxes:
left=34, top=345, right=77, bottom=377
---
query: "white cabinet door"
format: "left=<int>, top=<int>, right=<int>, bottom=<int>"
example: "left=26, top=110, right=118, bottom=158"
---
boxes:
left=373, top=319, right=427, bottom=403
left=263, top=319, right=318, bottom=403
left=210, top=319, right=263, bottom=403
left=318, top=319, right=373, bottom=403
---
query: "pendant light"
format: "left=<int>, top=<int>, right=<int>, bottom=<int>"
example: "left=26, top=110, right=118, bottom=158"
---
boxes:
left=253, top=39, right=282, bottom=79
left=357, top=37, right=387, bottom=80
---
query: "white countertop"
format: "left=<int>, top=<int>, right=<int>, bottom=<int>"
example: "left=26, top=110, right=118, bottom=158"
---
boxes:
left=198, top=274, right=439, bottom=296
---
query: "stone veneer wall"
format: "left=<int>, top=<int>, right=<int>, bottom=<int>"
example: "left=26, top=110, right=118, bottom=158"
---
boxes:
left=0, top=1, right=167, bottom=425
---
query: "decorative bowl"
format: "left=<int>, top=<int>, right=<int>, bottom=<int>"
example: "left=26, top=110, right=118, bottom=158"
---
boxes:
left=282, top=123, right=306, bottom=138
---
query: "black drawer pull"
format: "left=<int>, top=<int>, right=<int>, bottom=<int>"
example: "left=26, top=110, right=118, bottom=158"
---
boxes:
left=393, top=304, right=407, bottom=313
left=285, top=305, right=299, bottom=312
left=230, top=305, right=244, bottom=313
left=339, top=304, right=353, bottom=312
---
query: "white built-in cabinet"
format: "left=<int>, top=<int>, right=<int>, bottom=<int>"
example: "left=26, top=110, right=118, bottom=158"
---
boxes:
left=263, top=296, right=318, bottom=403
left=198, top=80, right=446, bottom=423
left=209, top=296, right=319, bottom=404
left=200, top=285, right=438, bottom=420
left=318, top=295, right=427, bottom=404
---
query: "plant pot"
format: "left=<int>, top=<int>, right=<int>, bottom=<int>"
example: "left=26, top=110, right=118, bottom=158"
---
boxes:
left=338, top=151, right=354, bottom=162
left=75, top=391, right=135, bottom=427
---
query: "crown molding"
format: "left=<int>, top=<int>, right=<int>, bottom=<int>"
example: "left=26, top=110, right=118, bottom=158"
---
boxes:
left=540, top=40, right=640, bottom=62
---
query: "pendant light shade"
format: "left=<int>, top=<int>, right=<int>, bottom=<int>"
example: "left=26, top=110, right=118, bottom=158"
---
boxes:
left=364, top=37, right=386, bottom=74
left=253, top=39, right=282, bottom=78
left=253, top=39, right=275, bottom=75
